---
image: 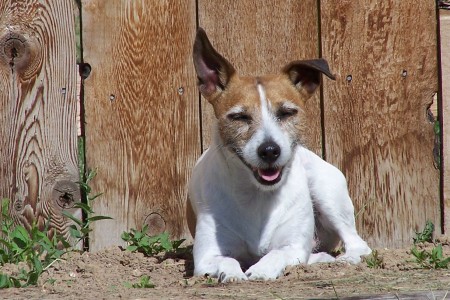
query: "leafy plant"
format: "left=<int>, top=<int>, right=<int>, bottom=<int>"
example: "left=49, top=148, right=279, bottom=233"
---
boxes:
left=63, top=169, right=112, bottom=247
left=411, top=244, right=450, bottom=269
left=124, top=275, right=155, bottom=288
left=410, top=221, right=450, bottom=269
left=0, top=169, right=111, bottom=289
left=0, top=199, right=68, bottom=288
left=365, top=250, right=384, bottom=269
left=121, top=225, right=186, bottom=256
left=413, top=220, right=434, bottom=244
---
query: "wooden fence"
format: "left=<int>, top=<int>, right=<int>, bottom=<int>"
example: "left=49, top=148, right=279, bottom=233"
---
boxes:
left=0, top=0, right=446, bottom=251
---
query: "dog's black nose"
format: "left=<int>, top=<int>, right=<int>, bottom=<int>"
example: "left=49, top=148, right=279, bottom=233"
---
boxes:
left=258, top=141, right=281, bottom=163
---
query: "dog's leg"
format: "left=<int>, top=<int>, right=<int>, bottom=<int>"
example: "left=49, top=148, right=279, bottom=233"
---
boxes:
left=302, top=148, right=372, bottom=263
left=314, top=197, right=372, bottom=264
left=193, top=216, right=248, bottom=283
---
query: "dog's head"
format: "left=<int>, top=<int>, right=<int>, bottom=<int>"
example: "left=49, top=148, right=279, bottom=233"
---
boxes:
left=193, top=28, right=335, bottom=189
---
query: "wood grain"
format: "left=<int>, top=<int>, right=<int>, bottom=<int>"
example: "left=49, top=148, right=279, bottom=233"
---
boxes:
left=198, top=0, right=323, bottom=154
left=321, top=0, right=440, bottom=247
left=82, top=0, right=199, bottom=250
left=343, top=290, right=450, bottom=300
left=0, top=1, right=81, bottom=243
left=441, top=9, right=450, bottom=234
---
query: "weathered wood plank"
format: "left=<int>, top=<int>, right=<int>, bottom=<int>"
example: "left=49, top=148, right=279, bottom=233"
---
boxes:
left=343, top=290, right=449, bottom=300
left=441, top=10, right=450, bottom=234
left=82, top=0, right=199, bottom=251
left=321, top=0, right=440, bottom=247
left=198, top=0, right=323, bottom=154
left=0, top=1, right=80, bottom=242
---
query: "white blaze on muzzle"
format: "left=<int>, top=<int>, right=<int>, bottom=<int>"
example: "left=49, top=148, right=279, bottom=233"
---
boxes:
left=242, top=83, right=293, bottom=185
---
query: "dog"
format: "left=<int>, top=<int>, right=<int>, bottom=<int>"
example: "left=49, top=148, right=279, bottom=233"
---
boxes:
left=186, top=28, right=371, bottom=283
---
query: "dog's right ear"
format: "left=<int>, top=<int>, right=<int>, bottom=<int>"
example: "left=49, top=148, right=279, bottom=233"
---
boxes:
left=193, top=28, right=236, bottom=100
left=282, top=59, right=336, bottom=96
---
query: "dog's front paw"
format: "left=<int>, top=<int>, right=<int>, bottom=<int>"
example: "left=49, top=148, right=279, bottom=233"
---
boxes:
left=337, top=254, right=363, bottom=264
left=337, top=245, right=372, bottom=264
left=308, top=252, right=336, bottom=264
left=217, top=261, right=248, bottom=283
left=245, top=263, right=281, bottom=281
left=218, top=270, right=248, bottom=283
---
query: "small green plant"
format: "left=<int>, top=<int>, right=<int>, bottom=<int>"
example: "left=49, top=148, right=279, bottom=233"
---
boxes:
left=0, top=199, right=68, bottom=288
left=411, top=244, right=450, bottom=269
left=124, top=275, right=155, bottom=288
left=365, top=250, right=384, bottom=269
left=410, top=221, right=450, bottom=269
left=0, top=169, right=110, bottom=289
left=204, top=276, right=217, bottom=286
left=121, top=225, right=185, bottom=256
left=63, top=169, right=112, bottom=247
left=413, top=220, right=434, bottom=244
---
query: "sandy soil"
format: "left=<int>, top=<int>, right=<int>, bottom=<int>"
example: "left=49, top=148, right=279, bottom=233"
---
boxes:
left=2, top=240, right=450, bottom=300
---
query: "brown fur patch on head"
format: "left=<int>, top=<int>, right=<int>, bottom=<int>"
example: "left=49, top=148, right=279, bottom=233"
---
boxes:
left=259, top=75, right=309, bottom=146
left=214, top=77, right=262, bottom=153
left=212, top=74, right=309, bottom=154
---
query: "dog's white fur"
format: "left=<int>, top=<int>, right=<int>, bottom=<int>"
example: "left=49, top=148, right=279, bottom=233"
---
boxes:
left=188, top=29, right=371, bottom=282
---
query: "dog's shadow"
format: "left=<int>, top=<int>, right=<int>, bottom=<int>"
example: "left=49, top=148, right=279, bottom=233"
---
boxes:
left=161, top=245, right=194, bottom=277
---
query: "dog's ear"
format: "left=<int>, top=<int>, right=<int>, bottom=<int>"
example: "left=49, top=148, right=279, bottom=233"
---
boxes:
left=282, top=59, right=336, bottom=95
left=193, top=28, right=236, bottom=100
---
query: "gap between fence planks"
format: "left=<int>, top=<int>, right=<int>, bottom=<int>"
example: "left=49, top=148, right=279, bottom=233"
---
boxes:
left=0, top=1, right=81, bottom=244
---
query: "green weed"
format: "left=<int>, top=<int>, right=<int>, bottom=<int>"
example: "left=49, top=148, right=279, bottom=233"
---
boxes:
left=411, top=244, right=450, bottom=269
left=0, top=169, right=110, bottom=289
left=0, top=198, right=68, bottom=288
left=121, top=225, right=186, bottom=257
left=63, top=169, right=111, bottom=247
left=365, top=250, right=384, bottom=269
left=413, top=220, right=434, bottom=244
left=203, top=276, right=218, bottom=286
left=410, top=221, right=450, bottom=269
left=124, top=275, right=155, bottom=288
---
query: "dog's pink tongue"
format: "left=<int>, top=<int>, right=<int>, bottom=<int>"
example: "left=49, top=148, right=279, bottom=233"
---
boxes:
left=258, top=168, right=281, bottom=182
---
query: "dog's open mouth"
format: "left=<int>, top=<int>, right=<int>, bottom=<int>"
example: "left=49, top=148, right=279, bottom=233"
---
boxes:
left=253, top=167, right=283, bottom=185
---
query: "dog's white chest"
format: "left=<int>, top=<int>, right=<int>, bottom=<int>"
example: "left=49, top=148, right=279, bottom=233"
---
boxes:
left=195, top=153, right=314, bottom=259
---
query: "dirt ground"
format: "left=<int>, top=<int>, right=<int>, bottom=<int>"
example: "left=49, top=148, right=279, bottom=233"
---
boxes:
left=2, top=240, right=450, bottom=300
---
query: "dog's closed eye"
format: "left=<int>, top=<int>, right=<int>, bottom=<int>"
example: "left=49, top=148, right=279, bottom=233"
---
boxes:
left=276, top=107, right=298, bottom=121
left=227, top=112, right=253, bottom=123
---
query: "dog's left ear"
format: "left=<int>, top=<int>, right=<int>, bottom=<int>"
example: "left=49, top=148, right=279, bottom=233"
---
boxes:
left=193, top=28, right=236, bottom=100
left=282, top=59, right=336, bottom=95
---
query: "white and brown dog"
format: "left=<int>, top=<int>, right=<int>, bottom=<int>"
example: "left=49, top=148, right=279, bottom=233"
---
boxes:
left=187, top=28, right=371, bottom=283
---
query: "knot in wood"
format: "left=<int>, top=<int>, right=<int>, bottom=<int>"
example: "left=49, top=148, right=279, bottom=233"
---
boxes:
left=144, top=212, right=166, bottom=236
left=0, top=32, right=30, bottom=72
left=52, top=180, right=81, bottom=209
left=13, top=198, right=24, bottom=211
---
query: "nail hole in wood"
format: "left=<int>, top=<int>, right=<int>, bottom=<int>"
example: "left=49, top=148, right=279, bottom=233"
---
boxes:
left=401, top=70, right=407, bottom=78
